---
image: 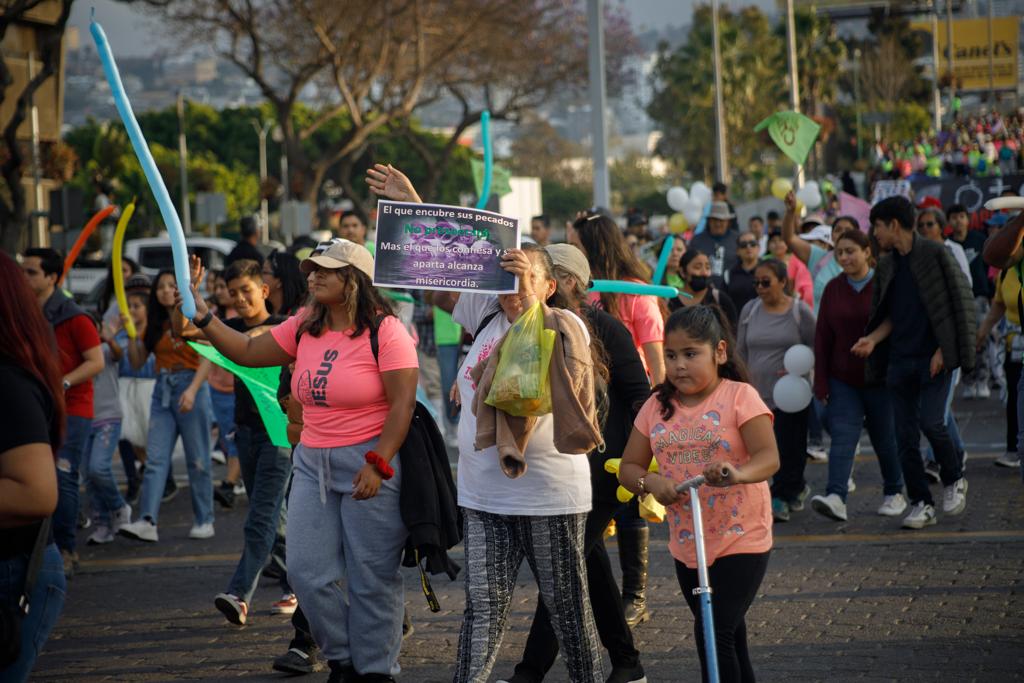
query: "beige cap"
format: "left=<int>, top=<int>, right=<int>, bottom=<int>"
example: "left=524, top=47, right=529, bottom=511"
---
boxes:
left=546, top=243, right=591, bottom=288
left=300, top=238, right=374, bottom=278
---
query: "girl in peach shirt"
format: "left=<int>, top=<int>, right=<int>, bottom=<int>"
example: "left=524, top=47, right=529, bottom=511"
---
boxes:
left=619, top=306, right=779, bottom=683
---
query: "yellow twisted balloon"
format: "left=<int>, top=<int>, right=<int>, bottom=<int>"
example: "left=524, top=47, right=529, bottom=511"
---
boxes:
left=112, top=200, right=137, bottom=338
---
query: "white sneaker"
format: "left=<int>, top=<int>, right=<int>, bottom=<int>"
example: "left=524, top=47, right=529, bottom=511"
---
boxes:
left=119, top=518, right=158, bottom=542
left=189, top=522, right=215, bottom=539
left=976, top=383, right=991, bottom=399
left=902, top=502, right=937, bottom=529
left=942, top=478, right=968, bottom=515
left=811, top=493, right=847, bottom=521
left=995, top=451, right=1021, bottom=468
left=877, top=493, right=908, bottom=517
left=847, top=477, right=856, bottom=493
left=87, top=525, right=115, bottom=545
left=807, top=441, right=828, bottom=462
left=111, top=504, right=132, bottom=533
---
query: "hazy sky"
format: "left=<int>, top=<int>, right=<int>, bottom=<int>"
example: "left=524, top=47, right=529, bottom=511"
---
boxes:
left=71, top=0, right=778, bottom=57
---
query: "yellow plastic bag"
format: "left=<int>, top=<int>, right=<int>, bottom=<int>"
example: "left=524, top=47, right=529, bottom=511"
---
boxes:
left=485, top=302, right=556, bottom=417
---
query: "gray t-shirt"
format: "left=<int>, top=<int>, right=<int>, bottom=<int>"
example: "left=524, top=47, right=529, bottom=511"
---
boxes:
left=93, top=343, right=122, bottom=422
left=737, top=298, right=817, bottom=409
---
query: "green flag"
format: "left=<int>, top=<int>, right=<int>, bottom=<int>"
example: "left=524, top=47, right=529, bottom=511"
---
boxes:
left=188, top=342, right=291, bottom=449
left=754, top=111, right=821, bottom=167
left=471, top=158, right=513, bottom=198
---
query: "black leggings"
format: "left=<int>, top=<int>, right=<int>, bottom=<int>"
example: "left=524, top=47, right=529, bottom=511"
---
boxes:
left=675, top=551, right=770, bottom=683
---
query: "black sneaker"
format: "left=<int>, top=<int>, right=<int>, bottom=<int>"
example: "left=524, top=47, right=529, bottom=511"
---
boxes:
left=162, top=477, right=179, bottom=503
left=214, top=481, right=237, bottom=509
left=924, top=460, right=941, bottom=484
left=273, top=647, right=324, bottom=675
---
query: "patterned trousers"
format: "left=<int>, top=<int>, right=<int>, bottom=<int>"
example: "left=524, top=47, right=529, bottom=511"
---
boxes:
left=453, top=508, right=603, bottom=683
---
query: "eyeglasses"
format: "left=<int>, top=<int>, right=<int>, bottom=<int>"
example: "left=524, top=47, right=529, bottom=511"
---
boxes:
left=754, top=279, right=774, bottom=288
left=738, top=241, right=758, bottom=248
left=918, top=221, right=938, bottom=229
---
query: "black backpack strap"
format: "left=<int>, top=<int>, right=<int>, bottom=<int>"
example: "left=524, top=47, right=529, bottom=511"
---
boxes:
left=474, top=309, right=501, bottom=341
left=370, top=314, right=386, bottom=365
left=19, top=517, right=51, bottom=617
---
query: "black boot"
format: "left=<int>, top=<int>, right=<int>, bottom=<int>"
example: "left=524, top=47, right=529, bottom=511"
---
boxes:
left=618, top=525, right=651, bottom=628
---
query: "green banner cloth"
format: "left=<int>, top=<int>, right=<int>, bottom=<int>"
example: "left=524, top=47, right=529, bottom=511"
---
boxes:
left=471, top=158, right=512, bottom=198
left=754, top=111, right=821, bottom=167
left=188, top=342, right=290, bottom=449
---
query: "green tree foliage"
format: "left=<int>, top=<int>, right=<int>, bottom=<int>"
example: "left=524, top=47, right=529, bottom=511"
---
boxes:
left=647, top=5, right=783, bottom=184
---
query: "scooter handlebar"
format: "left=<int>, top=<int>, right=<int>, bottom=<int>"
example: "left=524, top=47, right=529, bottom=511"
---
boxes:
left=674, top=468, right=729, bottom=492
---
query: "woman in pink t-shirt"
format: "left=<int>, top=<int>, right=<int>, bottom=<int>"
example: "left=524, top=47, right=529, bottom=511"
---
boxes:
left=619, top=306, right=779, bottom=683
left=181, top=241, right=418, bottom=681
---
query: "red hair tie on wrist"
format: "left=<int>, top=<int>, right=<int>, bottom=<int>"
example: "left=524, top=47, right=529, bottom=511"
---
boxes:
left=365, top=451, right=394, bottom=480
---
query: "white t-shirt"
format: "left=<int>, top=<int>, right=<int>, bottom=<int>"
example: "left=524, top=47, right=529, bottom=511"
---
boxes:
left=453, top=293, right=593, bottom=516
left=943, top=239, right=972, bottom=283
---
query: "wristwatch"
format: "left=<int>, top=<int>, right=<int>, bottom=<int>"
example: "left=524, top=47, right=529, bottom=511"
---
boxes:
left=637, top=476, right=647, bottom=494
left=62, top=378, right=71, bottom=392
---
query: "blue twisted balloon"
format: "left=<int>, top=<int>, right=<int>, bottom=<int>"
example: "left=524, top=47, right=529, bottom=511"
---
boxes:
left=90, top=18, right=196, bottom=318
left=475, top=110, right=493, bottom=210
left=651, top=234, right=675, bottom=286
left=590, top=280, right=679, bottom=299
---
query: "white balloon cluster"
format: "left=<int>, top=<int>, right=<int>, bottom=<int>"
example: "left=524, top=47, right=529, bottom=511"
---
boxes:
left=666, top=182, right=714, bottom=226
left=772, top=344, right=815, bottom=413
left=795, top=180, right=823, bottom=210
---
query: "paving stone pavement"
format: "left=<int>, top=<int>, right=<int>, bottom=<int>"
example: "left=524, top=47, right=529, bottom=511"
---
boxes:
left=32, top=398, right=1024, bottom=682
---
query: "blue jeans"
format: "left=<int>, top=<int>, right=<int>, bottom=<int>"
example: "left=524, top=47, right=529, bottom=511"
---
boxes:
left=0, top=543, right=66, bottom=682
left=825, top=379, right=903, bottom=501
left=85, top=419, right=127, bottom=526
left=437, top=344, right=461, bottom=427
left=887, top=356, right=963, bottom=506
left=209, top=387, right=238, bottom=458
left=53, top=415, right=92, bottom=553
left=137, top=370, right=214, bottom=526
left=227, top=425, right=292, bottom=604
left=287, top=439, right=407, bottom=675
left=925, top=369, right=966, bottom=464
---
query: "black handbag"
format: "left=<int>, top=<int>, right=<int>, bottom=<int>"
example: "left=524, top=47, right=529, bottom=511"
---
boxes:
left=0, top=518, right=51, bottom=668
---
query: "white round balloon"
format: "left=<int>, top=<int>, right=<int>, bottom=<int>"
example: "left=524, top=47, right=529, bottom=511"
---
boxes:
left=690, top=181, right=713, bottom=207
left=783, top=344, right=815, bottom=376
left=796, top=184, right=822, bottom=210
left=773, top=374, right=813, bottom=413
left=667, top=186, right=689, bottom=212
left=682, top=199, right=703, bottom=226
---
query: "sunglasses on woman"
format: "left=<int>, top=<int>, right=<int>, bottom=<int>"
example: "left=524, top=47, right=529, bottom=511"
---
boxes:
left=738, top=240, right=758, bottom=248
left=754, top=279, right=774, bottom=288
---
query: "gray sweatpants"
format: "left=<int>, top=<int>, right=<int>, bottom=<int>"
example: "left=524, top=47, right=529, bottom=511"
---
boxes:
left=287, top=439, right=407, bottom=677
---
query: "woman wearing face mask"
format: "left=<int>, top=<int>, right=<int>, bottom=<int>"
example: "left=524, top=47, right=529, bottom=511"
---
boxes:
left=809, top=231, right=906, bottom=522
left=668, top=249, right=738, bottom=330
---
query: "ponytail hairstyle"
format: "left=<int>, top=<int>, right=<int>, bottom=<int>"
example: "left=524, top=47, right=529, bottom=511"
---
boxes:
left=654, top=305, right=749, bottom=420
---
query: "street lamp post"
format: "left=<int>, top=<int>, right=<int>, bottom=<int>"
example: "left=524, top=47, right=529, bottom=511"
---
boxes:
left=178, top=92, right=191, bottom=234
left=252, top=119, right=273, bottom=244
left=854, top=48, right=862, bottom=161
left=785, top=0, right=804, bottom=187
left=711, top=0, right=729, bottom=184
left=586, top=0, right=611, bottom=210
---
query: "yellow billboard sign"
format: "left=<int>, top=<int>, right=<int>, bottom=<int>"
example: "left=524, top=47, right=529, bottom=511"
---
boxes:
left=912, top=17, right=1019, bottom=91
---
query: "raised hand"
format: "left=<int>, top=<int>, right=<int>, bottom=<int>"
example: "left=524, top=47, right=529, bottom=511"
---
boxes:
left=365, top=164, right=422, bottom=203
